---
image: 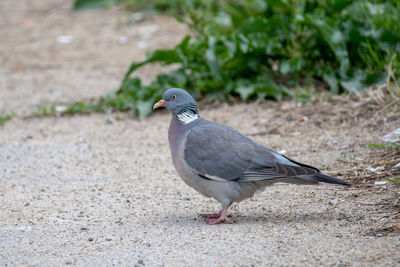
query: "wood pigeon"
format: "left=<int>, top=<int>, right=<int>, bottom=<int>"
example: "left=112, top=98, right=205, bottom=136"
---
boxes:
left=153, top=88, right=350, bottom=225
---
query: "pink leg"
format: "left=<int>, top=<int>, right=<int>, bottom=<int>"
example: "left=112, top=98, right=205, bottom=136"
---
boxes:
left=205, top=206, right=234, bottom=225
left=199, top=212, right=220, bottom=219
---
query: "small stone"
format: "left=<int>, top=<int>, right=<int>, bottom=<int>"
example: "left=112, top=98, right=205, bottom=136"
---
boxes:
left=57, top=35, right=73, bottom=44
left=21, top=135, right=33, bottom=141
left=55, top=106, right=67, bottom=112
left=366, top=167, right=384, bottom=173
left=329, top=198, right=338, bottom=206
left=137, top=41, right=147, bottom=49
left=356, top=215, right=364, bottom=220
left=119, top=36, right=128, bottom=45
left=383, top=127, right=400, bottom=143
left=106, top=117, right=116, bottom=124
left=88, top=237, right=94, bottom=241
left=132, top=12, right=144, bottom=22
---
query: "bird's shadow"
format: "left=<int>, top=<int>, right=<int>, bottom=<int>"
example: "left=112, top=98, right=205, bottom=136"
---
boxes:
left=157, top=208, right=346, bottom=226
left=235, top=210, right=339, bottom=225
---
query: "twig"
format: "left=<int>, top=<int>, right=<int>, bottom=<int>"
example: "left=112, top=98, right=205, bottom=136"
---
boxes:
left=357, top=202, right=380, bottom=205
left=371, top=159, right=400, bottom=167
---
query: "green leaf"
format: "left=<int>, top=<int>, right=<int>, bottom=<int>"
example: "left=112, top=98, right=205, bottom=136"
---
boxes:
left=369, top=142, right=400, bottom=150
left=340, top=79, right=365, bottom=92
left=255, top=80, right=290, bottom=101
left=0, top=112, right=14, bottom=126
left=235, top=83, right=255, bottom=100
left=369, top=144, right=385, bottom=149
left=119, top=38, right=188, bottom=91
left=205, top=36, right=223, bottom=81
left=323, top=72, right=339, bottom=94
left=383, top=177, right=400, bottom=183
left=305, top=15, right=350, bottom=72
left=73, top=0, right=118, bottom=10
left=172, top=14, right=185, bottom=23
left=136, top=100, right=154, bottom=119
left=340, top=69, right=367, bottom=92
left=279, top=60, right=291, bottom=75
left=147, top=49, right=183, bottom=65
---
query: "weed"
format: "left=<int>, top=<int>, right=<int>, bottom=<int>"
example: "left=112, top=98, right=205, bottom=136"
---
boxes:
left=336, top=152, right=347, bottom=163
left=369, top=143, right=400, bottom=151
left=34, top=105, right=56, bottom=116
left=0, top=113, right=14, bottom=126
left=64, top=102, right=109, bottom=115
left=383, top=177, right=400, bottom=183
left=293, top=87, right=316, bottom=104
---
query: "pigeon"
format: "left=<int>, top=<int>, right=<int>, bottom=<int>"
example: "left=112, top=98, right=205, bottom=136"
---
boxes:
left=153, top=88, right=350, bottom=225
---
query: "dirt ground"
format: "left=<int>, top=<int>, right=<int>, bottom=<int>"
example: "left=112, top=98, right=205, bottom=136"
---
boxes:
left=0, top=0, right=399, bottom=266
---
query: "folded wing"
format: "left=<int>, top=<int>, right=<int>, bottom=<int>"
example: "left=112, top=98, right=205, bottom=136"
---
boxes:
left=183, top=121, right=320, bottom=183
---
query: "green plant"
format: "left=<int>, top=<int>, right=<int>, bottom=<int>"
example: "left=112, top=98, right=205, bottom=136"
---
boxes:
left=73, top=0, right=400, bottom=118
left=73, top=0, right=119, bottom=10
left=336, top=151, right=347, bottom=163
left=293, top=87, right=316, bottom=104
left=0, top=113, right=14, bottom=126
left=74, top=0, right=211, bottom=14
left=382, top=177, right=400, bottom=183
left=369, top=142, right=400, bottom=151
left=63, top=101, right=109, bottom=115
left=34, top=105, right=56, bottom=116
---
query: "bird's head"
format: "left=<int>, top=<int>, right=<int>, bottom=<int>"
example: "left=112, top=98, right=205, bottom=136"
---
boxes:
left=153, top=88, right=198, bottom=117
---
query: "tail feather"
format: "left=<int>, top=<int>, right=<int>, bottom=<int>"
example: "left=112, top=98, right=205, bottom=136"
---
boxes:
left=313, top=173, right=351, bottom=186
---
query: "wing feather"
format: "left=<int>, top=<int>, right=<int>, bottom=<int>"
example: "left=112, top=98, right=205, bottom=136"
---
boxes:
left=183, top=120, right=319, bottom=182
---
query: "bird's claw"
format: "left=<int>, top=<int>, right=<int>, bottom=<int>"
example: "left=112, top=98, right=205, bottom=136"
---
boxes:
left=200, top=206, right=234, bottom=224
left=206, top=216, right=235, bottom=225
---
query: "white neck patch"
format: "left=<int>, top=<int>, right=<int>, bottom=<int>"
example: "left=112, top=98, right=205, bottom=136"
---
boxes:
left=177, top=111, right=199, bottom=124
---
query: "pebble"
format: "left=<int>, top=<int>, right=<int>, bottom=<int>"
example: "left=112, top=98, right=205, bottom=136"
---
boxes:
left=57, top=35, right=73, bottom=44
left=383, top=127, right=400, bottom=142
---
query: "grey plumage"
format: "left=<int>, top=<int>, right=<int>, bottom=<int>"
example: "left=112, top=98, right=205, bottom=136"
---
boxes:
left=154, top=88, right=350, bottom=224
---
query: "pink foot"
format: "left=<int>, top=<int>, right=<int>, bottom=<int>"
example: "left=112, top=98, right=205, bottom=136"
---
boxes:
left=206, top=215, right=234, bottom=225
left=199, top=213, right=220, bottom=219
left=202, top=207, right=235, bottom=225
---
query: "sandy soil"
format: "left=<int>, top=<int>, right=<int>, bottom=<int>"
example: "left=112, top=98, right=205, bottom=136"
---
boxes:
left=0, top=0, right=399, bottom=266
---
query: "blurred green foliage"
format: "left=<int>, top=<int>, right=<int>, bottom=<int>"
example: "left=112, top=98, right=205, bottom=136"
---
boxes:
left=0, top=113, right=14, bottom=126
left=73, top=0, right=400, bottom=118
left=74, top=0, right=119, bottom=10
left=369, top=142, right=400, bottom=151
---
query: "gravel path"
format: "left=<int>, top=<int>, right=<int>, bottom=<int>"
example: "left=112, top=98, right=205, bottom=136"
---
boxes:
left=0, top=0, right=399, bottom=266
